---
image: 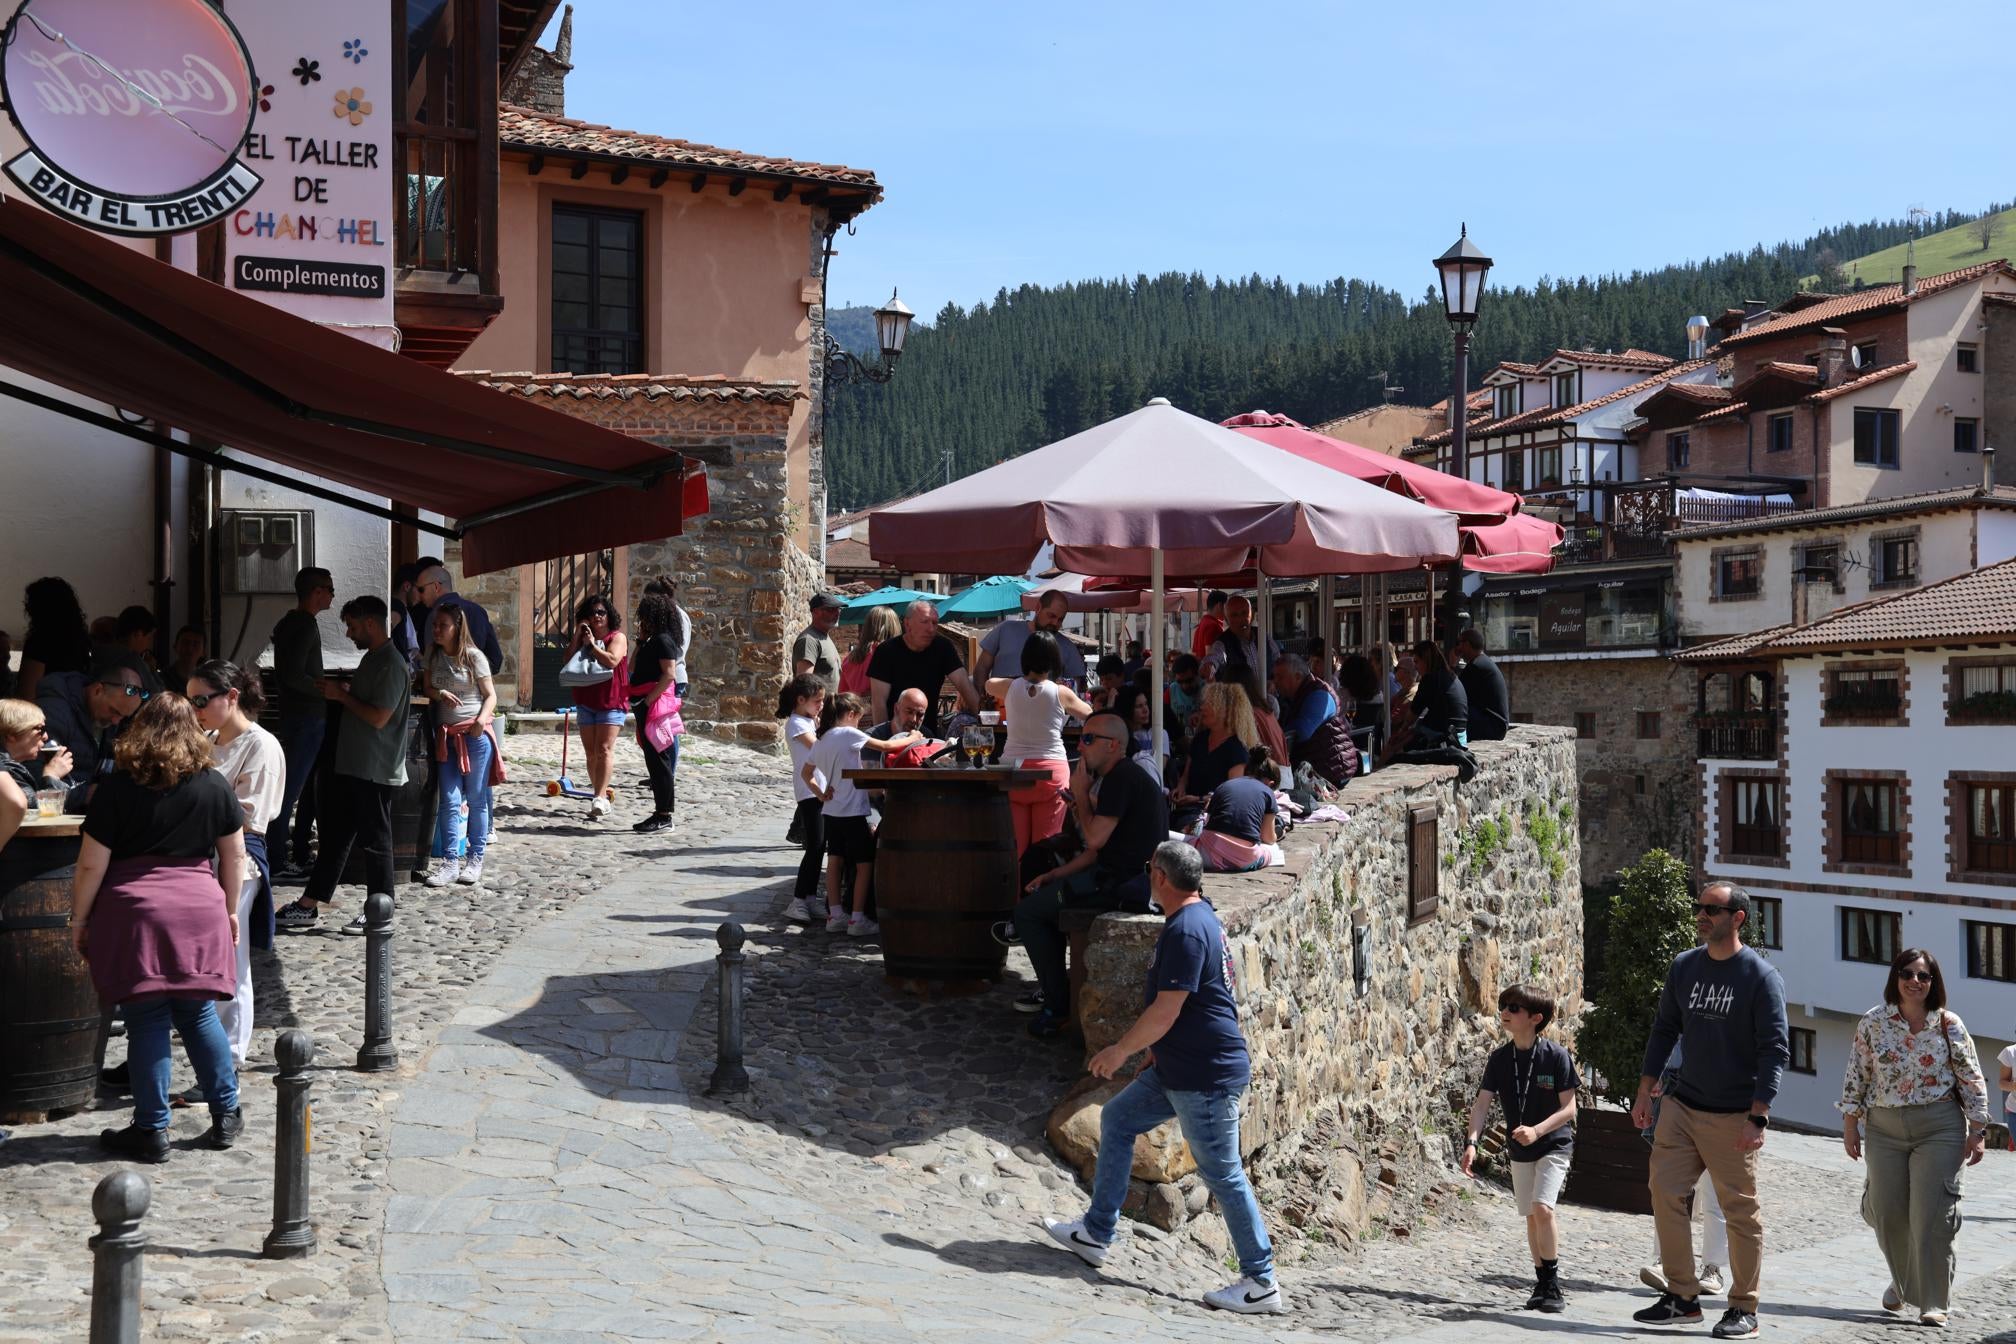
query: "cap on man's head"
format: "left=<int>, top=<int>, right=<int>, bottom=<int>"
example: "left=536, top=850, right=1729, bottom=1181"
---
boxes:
left=810, top=592, right=847, bottom=613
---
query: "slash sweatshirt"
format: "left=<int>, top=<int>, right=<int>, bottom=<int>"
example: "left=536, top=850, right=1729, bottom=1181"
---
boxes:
left=1640, top=944, right=1790, bottom=1112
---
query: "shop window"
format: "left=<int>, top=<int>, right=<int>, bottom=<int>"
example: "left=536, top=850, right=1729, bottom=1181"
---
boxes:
left=1667, top=432, right=1691, bottom=469
left=1726, top=778, right=1784, bottom=860
left=1840, top=906, right=1901, bottom=965
left=1767, top=413, right=1795, bottom=454
left=1788, top=1027, right=1816, bottom=1074
left=1958, top=343, right=1979, bottom=374
left=1752, top=895, right=1784, bottom=950
left=1967, top=783, right=2016, bottom=874
left=1840, top=780, right=1901, bottom=865
left=1955, top=418, right=1980, bottom=454
left=1854, top=408, right=1901, bottom=468
left=552, top=206, right=645, bottom=375
left=1637, top=711, right=1661, bottom=739
left=1966, top=920, right=2016, bottom=982
left=1574, top=712, right=1596, bottom=739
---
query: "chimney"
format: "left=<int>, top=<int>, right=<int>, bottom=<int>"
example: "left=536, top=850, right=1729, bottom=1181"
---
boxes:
left=503, top=5, right=574, bottom=116
left=555, top=4, right=574, bottom=65
left=1902, top=262, right=1918, bottom=297
left=1985, top=443, right=1998, bottom=493
left=1811, top=326, right=1849, bottom=387
left=1792, top=565, right=1809, bottom=628
left=1686, top=315, right=1709, bottom=360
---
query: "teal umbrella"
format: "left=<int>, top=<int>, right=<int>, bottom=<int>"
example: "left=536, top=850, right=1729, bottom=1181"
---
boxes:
left=840, top=586, right=932, bottom=624
left=939, top=575, right=1035, bottom=619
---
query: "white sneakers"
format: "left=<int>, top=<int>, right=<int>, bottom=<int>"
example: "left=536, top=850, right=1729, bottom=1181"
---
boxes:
left=588, top=796, right=611, bottom=820
left=1642, top=1263, right=1726, bottom=1297
left=825, top=909, right=849, bottom=934
left=457, top=860, right=482, bottom=886
left=425, top=862, right=460, bottom=888
left=781, top=898, right=819, bottom=923
left=1041, top=1217, right=1109, bottom=1267
left=1039, top=1216, right=1287, bottom=1315
left=846, top=915, right=879, bottom=938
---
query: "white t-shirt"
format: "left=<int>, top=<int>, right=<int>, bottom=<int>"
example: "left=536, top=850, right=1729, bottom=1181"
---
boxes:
left=427, top=646, right=492, bottom=726
left=1001, top=677, right=1068, bottom=764
left=213, top=723, right=286, bottom=837
left=787, top=713, right=824, bottom=803
left=2000, top=1043, right=2016, bottom=1114
left=806, top=725, right=871, bottom=818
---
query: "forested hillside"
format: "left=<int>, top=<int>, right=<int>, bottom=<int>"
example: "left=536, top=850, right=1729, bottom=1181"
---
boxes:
left=823, top=210, right=1983, bottom=510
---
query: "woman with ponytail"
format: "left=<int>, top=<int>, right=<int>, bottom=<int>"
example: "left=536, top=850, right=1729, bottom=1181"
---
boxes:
left=1194, top=744, right=1285, bottom=873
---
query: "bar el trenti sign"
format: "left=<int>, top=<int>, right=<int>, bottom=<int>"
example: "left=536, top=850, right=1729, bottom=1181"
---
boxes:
left=1, top=0, right=261, bottom=235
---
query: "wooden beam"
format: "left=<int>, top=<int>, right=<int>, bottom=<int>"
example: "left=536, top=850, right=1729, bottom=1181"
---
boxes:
left=800, top=187, right=829, bottom=206
left=690, top=173, right=707, bottom=193
left=568, top=159, right=589, bottom=180
left=648, top=168, right=668, bottom=189
left=728, top=176, right=747, bottom=197
left=609, top=164, right=630, bottom=186
left=527, top=153, right=545, bottom=176
left=772, top=181, right=792, bottom=201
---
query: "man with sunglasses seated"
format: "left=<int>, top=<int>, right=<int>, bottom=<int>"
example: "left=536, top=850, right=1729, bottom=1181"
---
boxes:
left=36, top=650, right=149, bottom=813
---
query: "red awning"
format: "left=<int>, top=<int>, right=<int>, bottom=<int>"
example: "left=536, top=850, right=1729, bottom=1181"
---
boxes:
left=0, top=199, right=708, bottom=574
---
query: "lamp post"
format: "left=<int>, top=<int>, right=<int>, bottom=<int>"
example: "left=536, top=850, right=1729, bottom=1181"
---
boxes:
left=823, top=289, right=915, bottom=385
left=1433, top=224, right=1492, bottom=646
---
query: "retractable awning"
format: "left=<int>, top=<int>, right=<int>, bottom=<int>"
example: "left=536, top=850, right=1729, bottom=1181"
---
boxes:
left=0, top=199, right=708, bottom=574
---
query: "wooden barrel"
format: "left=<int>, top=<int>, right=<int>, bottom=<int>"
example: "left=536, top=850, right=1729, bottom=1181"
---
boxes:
left=1562, top=1106, right=1653, bottom=1214
left=0, top=823, right=101, bottom=1120
left=874, top=774, right=1021, bottom=981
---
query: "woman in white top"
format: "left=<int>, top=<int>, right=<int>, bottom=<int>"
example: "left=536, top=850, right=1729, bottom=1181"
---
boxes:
left=985, top=629, right=1095, bottom=858
left=188, top=659, right=286, bottom=1068
left=423, top=605, right=498, bottom=888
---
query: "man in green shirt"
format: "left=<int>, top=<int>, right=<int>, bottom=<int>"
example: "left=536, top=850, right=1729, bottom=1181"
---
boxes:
left=793, top=593, right=845, bottom=694
left=279, top=595, right=411, bottom=936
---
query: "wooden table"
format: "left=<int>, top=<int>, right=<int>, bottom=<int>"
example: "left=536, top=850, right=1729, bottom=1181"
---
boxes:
left=844, top=765, right=1043, bottom=981
left=1, top=811, right=98, bottom=1121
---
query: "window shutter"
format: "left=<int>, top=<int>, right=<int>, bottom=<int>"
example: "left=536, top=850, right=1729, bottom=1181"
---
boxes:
left=1407, top=801, right=1439, bottom=926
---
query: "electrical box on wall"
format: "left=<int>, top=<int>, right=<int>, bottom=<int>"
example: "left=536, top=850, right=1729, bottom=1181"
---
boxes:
left=221, top=510, right=314, bottom=595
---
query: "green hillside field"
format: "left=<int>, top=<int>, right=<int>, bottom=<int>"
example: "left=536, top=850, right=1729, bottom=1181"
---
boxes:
left=1824, top=206, right=2016, bottom=286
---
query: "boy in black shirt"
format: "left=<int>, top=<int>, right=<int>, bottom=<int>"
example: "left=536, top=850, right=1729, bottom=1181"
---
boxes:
left=1461, top=983, right=1581, bottom=1314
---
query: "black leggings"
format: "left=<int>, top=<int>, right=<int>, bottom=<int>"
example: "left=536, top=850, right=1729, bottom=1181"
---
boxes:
left=641, top=733, right=679, bottom=814
left=793, top=797, right=825, bottom=899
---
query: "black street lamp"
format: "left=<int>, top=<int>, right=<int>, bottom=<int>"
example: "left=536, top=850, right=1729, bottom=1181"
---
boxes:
left=1432, top=224, right=1492, bottom=644
left=824, top=290, right=915, bottom=384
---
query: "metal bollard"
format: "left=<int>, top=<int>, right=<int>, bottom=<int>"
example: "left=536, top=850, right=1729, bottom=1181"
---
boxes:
left=705, top=922, right=749, bottom=1096
left=263, top=1030, right=318, bottom=1259
left=88, top=1170, right=148, bottom=1344
left=356, top=892, right=399, bottom=1072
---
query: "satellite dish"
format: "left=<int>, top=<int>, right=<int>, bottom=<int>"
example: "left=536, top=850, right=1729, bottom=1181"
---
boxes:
left=1849, top=345, right=1865, bottom=369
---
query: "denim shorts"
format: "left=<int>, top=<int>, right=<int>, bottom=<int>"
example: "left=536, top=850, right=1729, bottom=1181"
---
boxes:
left=574, top=707, right=628, bottom=727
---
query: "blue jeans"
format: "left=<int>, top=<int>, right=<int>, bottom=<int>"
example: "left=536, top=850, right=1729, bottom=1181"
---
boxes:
left=438, top=730, right=495, bottom=862
left=1083, top=1067, right=1273, bottom=1281
left=126, top=995, right=239, bottom=1130
left=270, top=712, right=324, bottom=866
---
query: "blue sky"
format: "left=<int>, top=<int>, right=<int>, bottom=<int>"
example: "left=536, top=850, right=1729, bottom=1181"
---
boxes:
left=550, top=1, right=2014, bottom=318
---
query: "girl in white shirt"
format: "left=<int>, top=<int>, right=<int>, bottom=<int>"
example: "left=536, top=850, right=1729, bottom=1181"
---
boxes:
left=801, top=693, right=919, bottom=938
left=984, top=629, right=1093, bottom=858
left=777, top=675, right=829, bottom=924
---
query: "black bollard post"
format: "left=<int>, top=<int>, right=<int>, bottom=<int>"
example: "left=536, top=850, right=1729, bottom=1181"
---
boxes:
left=705, top=922, right=749, bottom=1097
left=88, top=1170, right=148, bottom=1344
left=356, top=892, right=399, bottom=1072
left=263, top=1030, right=318, bottom=1259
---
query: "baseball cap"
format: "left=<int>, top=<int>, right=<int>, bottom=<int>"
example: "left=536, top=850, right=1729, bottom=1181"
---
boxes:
left=810, top=593, right=847, bottom=612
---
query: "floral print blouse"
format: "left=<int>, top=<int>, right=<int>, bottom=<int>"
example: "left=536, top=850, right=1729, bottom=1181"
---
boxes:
left=1838, top=1006, right=1992, bottom=1124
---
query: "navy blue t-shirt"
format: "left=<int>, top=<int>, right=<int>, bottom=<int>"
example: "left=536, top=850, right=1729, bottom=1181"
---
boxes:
left=1205, top=775, right=1274, bottom=843
left=1144, top=899, right=1249, bottom=1091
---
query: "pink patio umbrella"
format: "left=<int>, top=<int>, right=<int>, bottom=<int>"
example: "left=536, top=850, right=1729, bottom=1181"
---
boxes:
left=872, top=399, right=1460, bottom=766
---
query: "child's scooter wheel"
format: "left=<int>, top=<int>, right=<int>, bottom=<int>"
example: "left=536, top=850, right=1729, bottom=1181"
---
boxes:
left=545, top=781, right=560, bottom=796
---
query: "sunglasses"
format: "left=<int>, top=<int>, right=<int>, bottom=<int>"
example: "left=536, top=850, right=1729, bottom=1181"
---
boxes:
left=1083, top=733, right=1125, bottom=746
left=1691, top=902, right=1736, bottom=917
left=1898, top=970, right=1934, bottom=984
left=188, top=692, right=227, bottom=709
left=100, top=682, right=149, bottom=701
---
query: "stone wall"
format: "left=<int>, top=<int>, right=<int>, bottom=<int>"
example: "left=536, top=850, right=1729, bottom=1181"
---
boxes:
left=1050, top=728, right=1583, bottom=1243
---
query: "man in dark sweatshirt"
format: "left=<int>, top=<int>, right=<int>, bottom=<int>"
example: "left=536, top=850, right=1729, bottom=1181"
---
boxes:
left=1629, top=881, right=1788, bottom=1341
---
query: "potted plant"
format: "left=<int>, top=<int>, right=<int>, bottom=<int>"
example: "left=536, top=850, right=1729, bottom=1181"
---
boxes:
left=1568, top=848, right=1697, bottom=1214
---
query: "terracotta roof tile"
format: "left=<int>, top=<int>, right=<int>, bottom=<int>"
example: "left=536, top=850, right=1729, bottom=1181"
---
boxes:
left=1543, top=348, right=1675, bottom=371
left=1672, top=483, right=2016, bottom=540
left=498, top=105, right=882, bottom=194
left=458, top=371, right=803, bottom=402
left=1722, top=260, right=2015, bottom=346
left=1760, top=558, right=2016, bottom=651
left=1420, top=358, right=1712, bottom=447
left=1807, top=360, right=1916, bottom=402
left=1758, top=361, right=1819, bottom=382
left=1672, top=625, right=1798, bottom=663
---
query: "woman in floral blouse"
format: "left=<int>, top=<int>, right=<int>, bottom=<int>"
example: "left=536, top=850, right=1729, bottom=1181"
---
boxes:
left=1838, top=948, right=1990, bottom=1328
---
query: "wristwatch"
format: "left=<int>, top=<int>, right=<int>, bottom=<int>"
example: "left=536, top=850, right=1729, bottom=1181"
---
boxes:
left=1746, top=1113, right=1769, bottom=1130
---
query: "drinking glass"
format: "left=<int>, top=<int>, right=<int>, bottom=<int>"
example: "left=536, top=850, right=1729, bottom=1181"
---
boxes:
left=35, top=789, right=65, bottom=818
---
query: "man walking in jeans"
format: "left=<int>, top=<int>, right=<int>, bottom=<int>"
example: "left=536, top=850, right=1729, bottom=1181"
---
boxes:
left=277, top=596, right=411, bottom=936
left=1040, top=841, right=1287, bottom=1316
left=1631, top=880, right=1788, bottom=1339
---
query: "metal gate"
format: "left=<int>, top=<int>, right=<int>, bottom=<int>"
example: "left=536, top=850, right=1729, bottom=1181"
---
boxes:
left=528, top=549, right=616, bottom=710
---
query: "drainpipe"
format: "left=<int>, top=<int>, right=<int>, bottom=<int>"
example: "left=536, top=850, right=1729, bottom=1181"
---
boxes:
left=150, top=238, right=174, bottom=666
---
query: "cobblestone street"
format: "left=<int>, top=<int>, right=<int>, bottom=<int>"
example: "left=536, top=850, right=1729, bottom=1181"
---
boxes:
left=5, top=739, right=2016, bottom=1342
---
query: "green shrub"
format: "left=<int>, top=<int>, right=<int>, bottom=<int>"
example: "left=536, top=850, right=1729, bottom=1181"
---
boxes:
left=1575, top=849, right=1695, bottom=1105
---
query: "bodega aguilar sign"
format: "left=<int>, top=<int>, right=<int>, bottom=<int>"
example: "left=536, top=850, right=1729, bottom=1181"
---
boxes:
left=1, top=0, right=262, bottom=236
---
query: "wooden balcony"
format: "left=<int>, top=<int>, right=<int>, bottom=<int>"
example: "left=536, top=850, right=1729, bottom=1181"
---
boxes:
left=1697, top=711, right=1778, bottom=760
left=1542, top=480, right=1806, bottom=567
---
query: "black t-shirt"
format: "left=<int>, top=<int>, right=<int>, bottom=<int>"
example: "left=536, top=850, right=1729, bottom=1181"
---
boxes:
left=632, top=631, right=680, bottom=686
left=1480, top=1038, right=1580, bottom=1161
left=23, top=625, right=90, bottom=679
left=1184, top=730, right=1248, bottom=796
left=867, top=635, right=965, bottom=736
left=83, top=768, right=244, bottom=861
left=1459, top=652, right=1510, bottom=742
left=1415, top=665, right=1470, bottom=743
left=1093, top=757, right=1170, bottom=880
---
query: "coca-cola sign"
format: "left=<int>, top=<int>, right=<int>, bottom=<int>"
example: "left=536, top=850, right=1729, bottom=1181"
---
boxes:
left=2, top=0, right=262, bottom=235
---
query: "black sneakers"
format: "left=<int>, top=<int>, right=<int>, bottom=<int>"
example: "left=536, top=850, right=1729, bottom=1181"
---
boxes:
left=1634, top=1293, right=1705, bottom=1326
left=1527, top=1275, right=1565, bottom=1314
left=203, top=1106, right=246, bottom=1150
left=1712, top=1309, right=1760, bottom=1339
left=99, top=1124, right=169, bottom=1164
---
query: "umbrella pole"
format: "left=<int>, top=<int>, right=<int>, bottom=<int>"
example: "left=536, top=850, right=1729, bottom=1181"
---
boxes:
left=1151, top=548, right=1166, bottom=777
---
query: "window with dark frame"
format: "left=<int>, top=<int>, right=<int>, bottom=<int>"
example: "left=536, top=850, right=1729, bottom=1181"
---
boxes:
left=1752, top=895, right=1784, bottom=949
left=1967, top=783, right=2016, bottom=874
left=1840, top=779, right=1902, bottom=864
left=1496, top=385, right=1518, bottom=419
left=1825, top=665, right=1902, bottom=719
left=1874, top=534, right=1919, bottom=586
left=1767, top=412, right=1795, bottom=454
left=551, top=205, right=645, bottom=376
left=1667, top=432, right=1691, bottom=469
left=1727, top=778, right=1783, bottom=858
left=1800, top=542, right=1840, bottom=587
left=1501, top=451, right=1525, bottom=493
left=1853, top=340, right=1880, bottom=368
left=1788, top=1027, right=1817, bottom=1074
left=1955, top=660, right=2016, bottom=721
left=1854, top=408, right=1901, bottom=468
left=1574, top=711, right=1596, bottom=739
left=1717, top=551, right=1760, bottom=599
left=1959, top=343, right=1979, bottom=374
left=1841, top=906, right=1901, bottom=964
left=1406, top=802, right=1439, bottom=926
left=1637, top=711, right=1661, bottom=739
left=1554, top=372, right=1576, bottom=407
left=1966, top=920, right=2016, bottom=982
left=1537, top=445, right=1561, bottom=485
left=1955, top=418, right=1980, bottom=454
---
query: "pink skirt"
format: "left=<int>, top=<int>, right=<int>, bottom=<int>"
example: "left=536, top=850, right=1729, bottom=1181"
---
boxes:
left=85, top=857, right=236, bottom=1005
left=1195, top=829, right=1273, bottom=873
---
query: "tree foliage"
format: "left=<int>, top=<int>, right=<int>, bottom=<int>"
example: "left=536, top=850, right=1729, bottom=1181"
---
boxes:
left=824, top=211, right=1974, bottom=510
left=1575, top=848, right=1697, bottom=1105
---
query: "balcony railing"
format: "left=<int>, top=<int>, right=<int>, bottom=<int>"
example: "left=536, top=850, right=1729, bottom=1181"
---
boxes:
left=1540, top=481, right=1805, bottom=566
left=399, top=128, right=482, bottom=276
left=1697, top=711, right=1778, bottom=759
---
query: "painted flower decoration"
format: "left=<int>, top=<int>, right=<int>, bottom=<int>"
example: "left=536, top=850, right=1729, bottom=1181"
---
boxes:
left=257, top=83, right=274, bottom=113
left=292, top=57, right=320, bottom=86
left=333, top=87, right=372, bottom=127
left=343, top=38, right=368, bottom=65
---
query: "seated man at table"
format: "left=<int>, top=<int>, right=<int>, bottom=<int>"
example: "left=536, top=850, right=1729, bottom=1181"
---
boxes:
left=1272, top=653, right=1358, bottom=788
left=863, top=688, right=934, bottom=768
left=37, top=650, right=148, bottom=812
left=1013, top=710, right=1171, bottom=1039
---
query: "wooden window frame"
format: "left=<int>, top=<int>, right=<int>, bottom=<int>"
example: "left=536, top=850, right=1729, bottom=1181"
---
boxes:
left=1667, top=432, right=1691, bottom=470
left=1824, top=768, right=1912, bottom=878
left=1821, top=659, right=1907, bottom=727
left=1870, top=527, right=1920, bottom=589
left=1950, top=774, right=2016, bottom=887
left=1752, top=895, right=1785, bottom=950
left=550, top=203, right=646, bottom=376
left=1947, top=656, right=2016, bottom=725
left=1965, top=919, right=2016, bottom=982
left=1711, top=546, right=1762, bottom=602
left=1406, top=801, right=1439, bottom=927
left=1721, top=773, right=1787, bottom=864
left=1958, top=343, right=1980, bottom=374
left=1554, top=372, right=1576, bottom=408
left=1788, top=1026, right=1817, bottom=1074
left=1840, top=906, right=1902, bottom=966
left=1636, top=711, right=1661, bottom=740
left=1574, top=711, right=1596, bottom=739
left=1767, top=412, right=1795, bottom=454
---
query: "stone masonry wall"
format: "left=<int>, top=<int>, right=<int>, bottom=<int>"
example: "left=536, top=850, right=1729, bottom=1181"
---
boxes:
left=1051, top=728, right=1582, bottom=1243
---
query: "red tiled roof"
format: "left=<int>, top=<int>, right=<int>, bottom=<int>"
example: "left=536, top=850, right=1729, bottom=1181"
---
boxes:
left=458, top=371, right=803, bottom=402
left=1671, top=625, right=1797, bottom=663
left=1722, top=260, right=2015, bottom=346
left=1672, top=483, right=2016, bottom=540
left=1758, top=558, right=2016, bottom=652
left=1758, top=361, right=1819, bottom=382
left=1808, top=361, right=1916, bottom=402
left=1483, top=361, right=1544, bottom=381
left=1542, top=348, right=1674, bottom=371
left=498, top=105, right=883, bottom=194
left=1696, top=401, right=1749, bottom=424
left=1420, top=358, right=1713, bottom=447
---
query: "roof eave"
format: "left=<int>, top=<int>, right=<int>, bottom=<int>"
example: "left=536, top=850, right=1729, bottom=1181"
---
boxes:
left=499, top=141, right=884, bottom=217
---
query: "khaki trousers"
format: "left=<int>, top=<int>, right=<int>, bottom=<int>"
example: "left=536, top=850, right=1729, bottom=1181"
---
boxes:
left=1650, top=1099, right=1764, bottom=1312
left=1861, top=1101, right=1966, bottom=1313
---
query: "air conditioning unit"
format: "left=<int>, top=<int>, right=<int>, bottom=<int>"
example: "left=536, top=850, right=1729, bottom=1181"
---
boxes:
left=221, top=509, right=314, bottom=595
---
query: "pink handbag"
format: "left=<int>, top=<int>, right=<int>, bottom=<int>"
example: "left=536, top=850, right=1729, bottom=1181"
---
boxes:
left=641, top=686, right=684, bottom=753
